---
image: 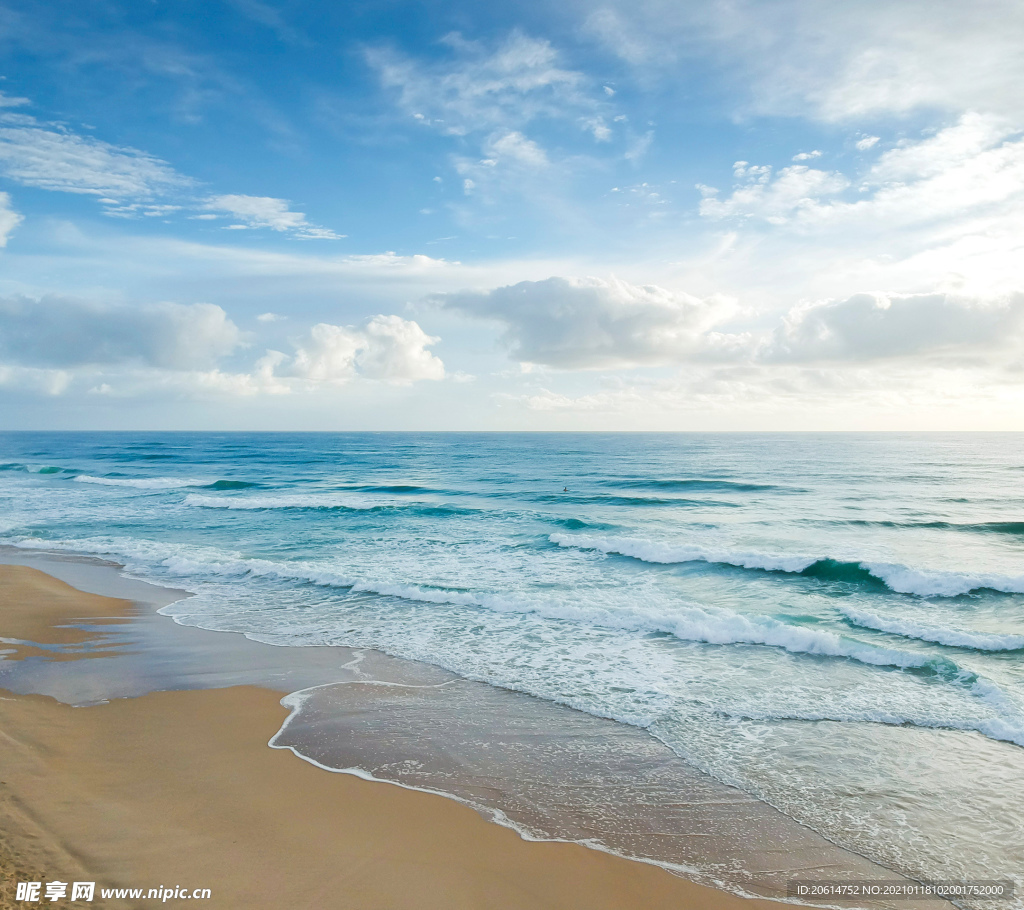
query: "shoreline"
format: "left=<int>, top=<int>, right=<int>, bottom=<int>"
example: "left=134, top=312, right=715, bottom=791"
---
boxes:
left=0, top=553, right=951, bottom=909
left=0, top=562, right=804, bottom=910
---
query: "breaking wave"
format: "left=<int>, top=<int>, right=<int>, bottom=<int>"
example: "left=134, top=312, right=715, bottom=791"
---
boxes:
left=549, top=533, right=1024, bottom=597
left=839, top=606, right=1024, bottom=652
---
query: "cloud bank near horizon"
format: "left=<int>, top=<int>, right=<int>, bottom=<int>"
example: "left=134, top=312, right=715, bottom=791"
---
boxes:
left=0, top=0, right=1023, bottom=427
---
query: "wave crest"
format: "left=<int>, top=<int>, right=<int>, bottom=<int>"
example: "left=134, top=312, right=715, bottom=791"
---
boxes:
left=549, top=533, right=1024, bottom=597
left=839, top=606, right=1024, bottom=652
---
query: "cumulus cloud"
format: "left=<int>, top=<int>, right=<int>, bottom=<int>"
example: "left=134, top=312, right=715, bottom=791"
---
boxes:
left=0, top=297, right=444, bottom=397
left=0, top=296, right=241, bottom=369
left=0, top=191, right=23, bottom=246
left=483, top=130, right=549, bottom=168
left=204, top=194, right=344, bottom=239
left=698, top=163, right=850, bottom=224
left=762, top=291, right=1024, bottom=362
left=438, top=276, right=734, bottom=368
left=283, top=315, right=444, bottom=384
left=698, top=115, right=1024, bottom=244
left=437, top=274, right=1024, bottom=373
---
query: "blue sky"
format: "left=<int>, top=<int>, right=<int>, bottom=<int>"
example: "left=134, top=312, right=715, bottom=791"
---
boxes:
left=1, top=0, right=1023, bottom=429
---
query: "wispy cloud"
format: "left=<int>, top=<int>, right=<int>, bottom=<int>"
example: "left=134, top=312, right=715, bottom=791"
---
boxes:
left=368, top=29, right=618, bottom=201
left=0, top=92, right=31, bottom=108
left=0, top=112, right=191, bottom=198
left=584, top=0, right=1024, bottom=122
left=368, top=30, right=604, bottom=137
left=697, top=115, right=1024, bottom=235
left=0, top=191, right=23, bottom=246
left=204, top=195, right=345, bottom=239
left=0, top=101, right=343, bottom=238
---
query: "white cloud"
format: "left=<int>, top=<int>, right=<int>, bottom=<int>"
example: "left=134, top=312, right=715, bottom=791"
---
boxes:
left=698, top=115, right=1024, bottom=243
left=762, top=291, right=1024, bottom=362
left=484, top=130, right=549, bottom=168
left=0, top=295, right=444, bottom=398
left=585, top=0, right=1024, bottom=122
left=368, top=30, right=603, bottom=138
left=583, top=8, right=662, bottom=67
left=0, top=191, right=23, bottom=246
left=0, top=102, right=341, bottom=238
left=437, top=273, right=1024, bottom=374
left=0, top=363, right=72, bottom=396
left=0, top=113, right=191, bottom=199
left=102, top=202, right=184, bottom=220
left=856, top=136, right=880, bottom=150
left=866, top=113, right=1013, bottom=184
left=285, top=315, right=444, bottom=384
left=368, top=31, right=621, bottom=210
left=0, top=93, right=30, bottom=109
left=204, top=195, right=344, bottom=239
left=452, top=130, right=552, bottom=198
left=776, top=0, right=1024, bottom=121
left=438, top=275, right=734, bottom=368
left=0, top=296, right=241, bottom=369
left=699, top=164, right=850, bottom=224
left=792, top=150, right=822, bottom=161
left=625, top=130, right=654, bottom=162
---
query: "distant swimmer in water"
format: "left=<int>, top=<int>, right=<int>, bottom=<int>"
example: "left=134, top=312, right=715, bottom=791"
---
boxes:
left=563, top=486, right=568, bottom=492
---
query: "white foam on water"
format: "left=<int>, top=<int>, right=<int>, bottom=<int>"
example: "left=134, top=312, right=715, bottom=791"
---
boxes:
left=7, top=533, right=1024, bottom=752
left=862, top=561, right=1024, bottom=597
left=74, top=475, right=203, bottom=489
left=551, top=533, right=1024, bottom=597
left=0, top=535, right=974, bottom=676
left=549, top=532, right=815, bottom=573
left=840, top=606, right=1024, bottom=651
left=184, top=492, right=393, bottom=510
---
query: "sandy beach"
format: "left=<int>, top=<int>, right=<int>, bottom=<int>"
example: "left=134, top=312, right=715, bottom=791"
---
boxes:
left=0, top=563, right=806, bottom=909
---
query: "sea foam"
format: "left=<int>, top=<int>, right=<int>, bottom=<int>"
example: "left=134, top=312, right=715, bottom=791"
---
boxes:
left=74, top=475, right=202, bottom=489
left=840, top=606, right=1024, bottom=651
left=4, top=535, right=968, bottom=677
left=550, top=533, right=1024, bottom=597
left=184, top=492, right=389, bottom=511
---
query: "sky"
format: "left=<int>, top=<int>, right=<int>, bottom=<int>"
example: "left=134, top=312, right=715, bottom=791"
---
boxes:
left=1, top=0, right=1023, bottom=430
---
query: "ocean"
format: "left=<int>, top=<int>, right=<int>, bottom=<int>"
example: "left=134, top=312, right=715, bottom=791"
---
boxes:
left=1, top=432, right=1022, bottom=902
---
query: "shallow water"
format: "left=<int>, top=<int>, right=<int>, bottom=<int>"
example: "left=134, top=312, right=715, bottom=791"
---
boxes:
left=1, top=431, right=1021, bottom=904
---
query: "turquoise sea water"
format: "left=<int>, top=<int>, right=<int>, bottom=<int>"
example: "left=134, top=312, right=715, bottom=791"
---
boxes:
left=1, top=432, right=1022, bottom=897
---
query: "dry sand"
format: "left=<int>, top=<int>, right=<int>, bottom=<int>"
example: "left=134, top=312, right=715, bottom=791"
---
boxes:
left=0, top=564, right=800, bottom=910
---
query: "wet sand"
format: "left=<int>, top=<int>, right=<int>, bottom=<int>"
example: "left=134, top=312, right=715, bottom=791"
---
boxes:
left=0, top=564, right=135, bottom=662
left=0, top=564, right=803, bottom=910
